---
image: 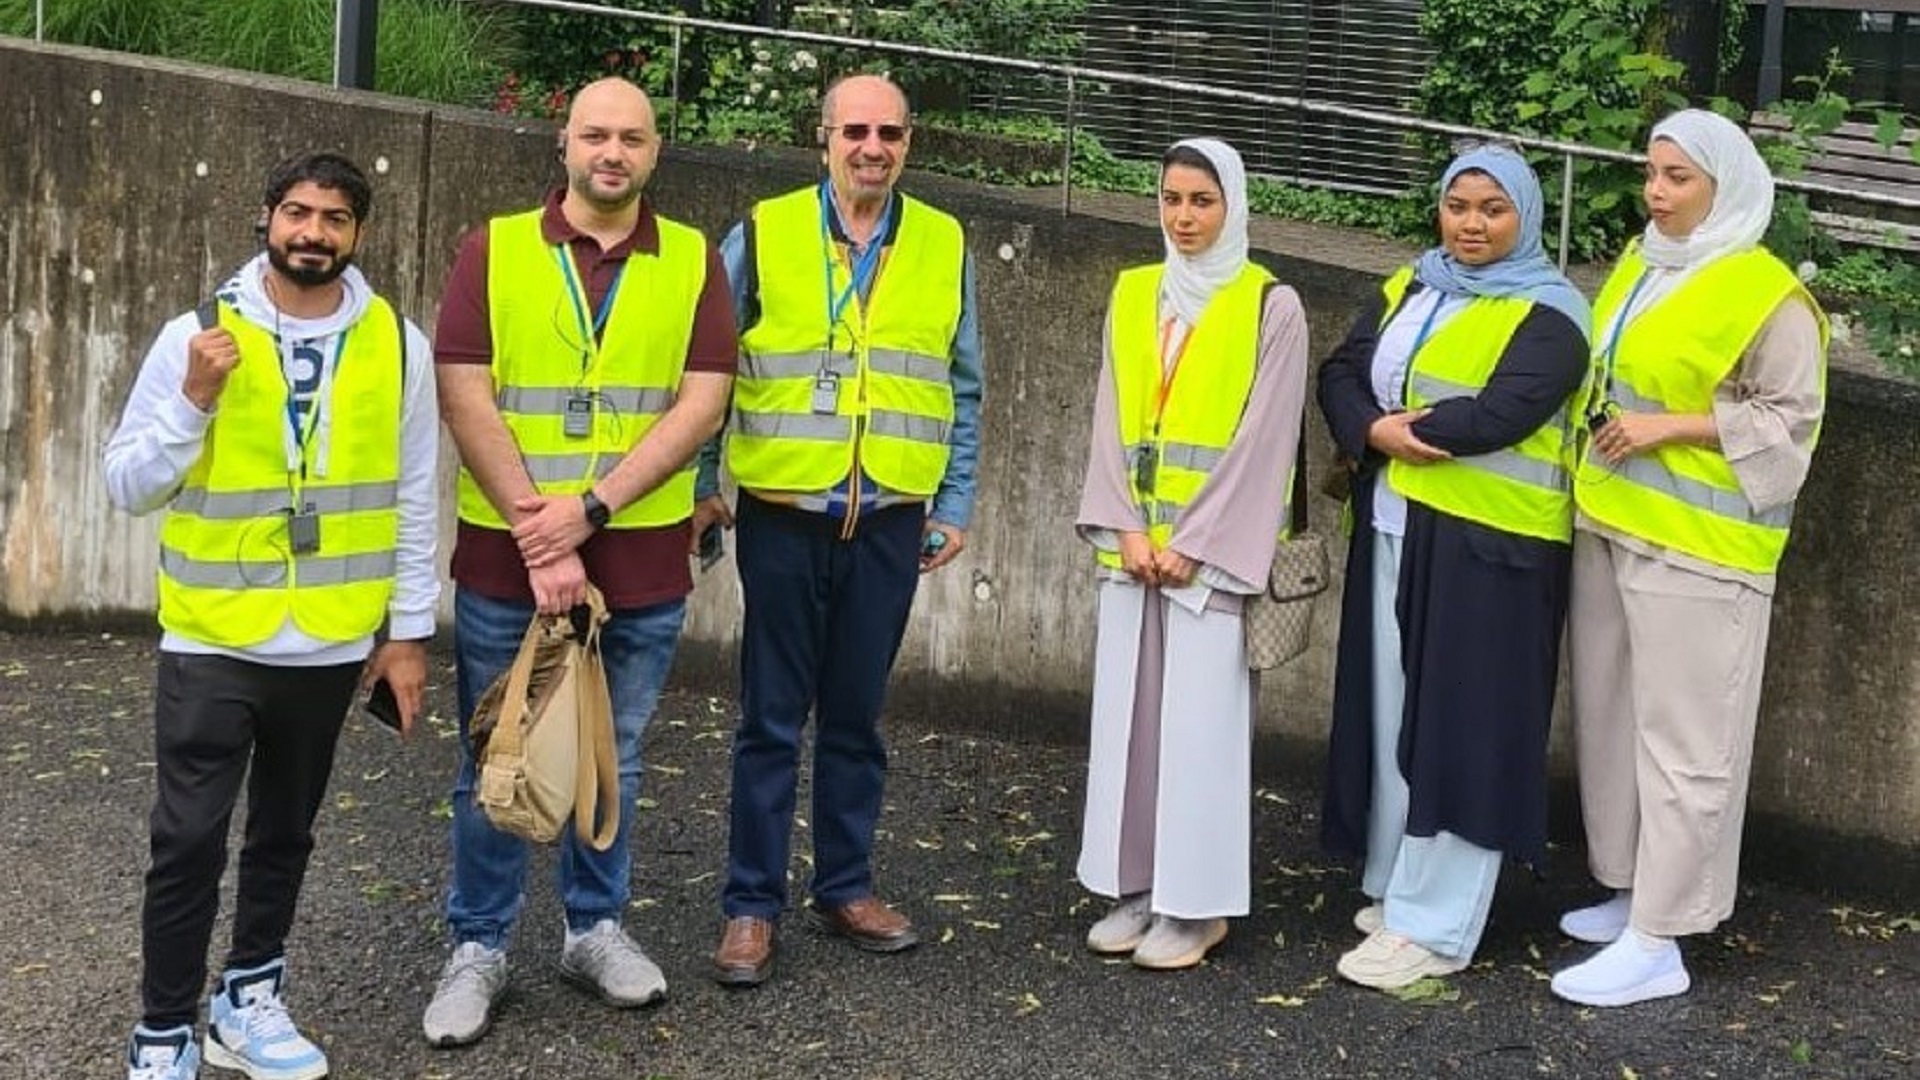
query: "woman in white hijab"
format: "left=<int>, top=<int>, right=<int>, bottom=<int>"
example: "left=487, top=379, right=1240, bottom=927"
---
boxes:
left=1553, top=109, right=1829, bottom=1007
left=1072, top=139, right=1310, bottom=970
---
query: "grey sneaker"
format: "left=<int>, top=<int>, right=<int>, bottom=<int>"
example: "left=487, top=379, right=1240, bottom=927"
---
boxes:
left=559, top=920, right=667, bottom=1008
left=422, top=942, right=509, bottom=1048
left=1131, top=915, right=1228, bottom=970
left=1086, top=894, right=1153, bottom=955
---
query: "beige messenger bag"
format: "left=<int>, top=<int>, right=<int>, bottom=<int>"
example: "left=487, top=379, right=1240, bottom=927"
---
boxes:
left=470, top=584, right=618, bottom=849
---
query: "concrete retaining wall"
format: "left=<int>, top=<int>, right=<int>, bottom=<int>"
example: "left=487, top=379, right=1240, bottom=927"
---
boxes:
left=2, top=39, right=1913, bottom=890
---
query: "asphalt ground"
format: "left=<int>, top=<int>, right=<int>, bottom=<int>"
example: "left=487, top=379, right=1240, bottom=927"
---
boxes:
left=1, top=626, right=1914, bottom=1080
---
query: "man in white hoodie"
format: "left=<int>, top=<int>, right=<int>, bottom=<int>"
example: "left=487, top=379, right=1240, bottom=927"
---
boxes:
left=104, top=152, right=439, bottom=1080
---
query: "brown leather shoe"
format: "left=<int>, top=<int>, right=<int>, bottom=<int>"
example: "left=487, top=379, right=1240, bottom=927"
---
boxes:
left=810, top=896, right=920, bottom=953
left=712, top=916, right=776, bottom=987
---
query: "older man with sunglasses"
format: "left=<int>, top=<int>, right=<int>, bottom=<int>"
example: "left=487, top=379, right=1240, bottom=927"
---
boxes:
left=695, top=72, right=985, bottom=987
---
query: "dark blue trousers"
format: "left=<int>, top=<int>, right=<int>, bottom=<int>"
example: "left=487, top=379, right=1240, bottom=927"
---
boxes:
left=722, top=493, right=924, bottom=918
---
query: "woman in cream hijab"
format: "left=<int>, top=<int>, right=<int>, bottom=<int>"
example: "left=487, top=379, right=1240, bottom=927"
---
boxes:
left=1554, top=109, right=1829, bottom=1007
left=1072, top=138, right=1309, bottom=970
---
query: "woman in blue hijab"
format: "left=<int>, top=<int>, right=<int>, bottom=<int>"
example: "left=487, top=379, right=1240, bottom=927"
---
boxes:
left=1316, top=145, right=1592, bottom=992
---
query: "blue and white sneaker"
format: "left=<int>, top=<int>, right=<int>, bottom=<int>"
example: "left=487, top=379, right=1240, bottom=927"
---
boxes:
left=128, top=1023, right=200, bottom=1080
left=203, top=959, right=328, bottom=1080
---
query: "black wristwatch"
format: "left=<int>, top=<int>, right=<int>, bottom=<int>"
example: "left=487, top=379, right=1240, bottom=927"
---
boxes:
left=581, top=491, right=611, bottom=530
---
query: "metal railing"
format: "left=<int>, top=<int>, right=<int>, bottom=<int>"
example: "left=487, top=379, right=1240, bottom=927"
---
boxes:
left=469, top=0, right=1920, bottom=268
left=33, top=0, right=1910, bottom=264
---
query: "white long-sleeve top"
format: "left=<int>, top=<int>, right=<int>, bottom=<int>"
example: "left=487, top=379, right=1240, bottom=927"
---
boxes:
left=103, top=256, right=440, bottom=664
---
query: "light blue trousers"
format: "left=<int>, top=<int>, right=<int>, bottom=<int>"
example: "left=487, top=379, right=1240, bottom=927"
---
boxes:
left=1362, top=531, right=1501, bottom=961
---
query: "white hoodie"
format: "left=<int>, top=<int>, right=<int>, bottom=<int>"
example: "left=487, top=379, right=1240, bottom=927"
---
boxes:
left=103, top=254, right=440, bottom=663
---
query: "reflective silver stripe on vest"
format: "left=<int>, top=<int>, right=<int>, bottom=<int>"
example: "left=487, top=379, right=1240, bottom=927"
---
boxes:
left=522, top=453, right=618, bottom=484
left=733, top=409, right=853, bottom=442
left=868, top=410, right=950, bottom=445
left=866, top=348, right=950, bottom=384
left=497, top=386, right=677, bottom=417
left=1144, top=498, right=1185, bottom=527
left=1160, top=441, right=1224, bottom=473
left=1607, top=455, right=1795, bottom=529
left=1408, top=372, right=1572, bottom=432
left=1459, top=448, right=1568, bottom=493
left=160, top=548, right=396, bottom=588
left=172, top=482, right=398, bottom=520
left=1610, top=382, right=1671, bottom=416
left=740, top=350, right=838, bottom=380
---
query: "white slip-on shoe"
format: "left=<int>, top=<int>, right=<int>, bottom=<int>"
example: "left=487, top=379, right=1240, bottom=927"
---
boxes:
left=1559, top=891, right=1633, bottom=944
left=1130, top=915, right=1228, bottom=970
left=1550, top=930, right=1691, bottom=1007
left=1086, top=894, right=1154, bottom=955
left=1336, top=929, right=1468, bottom=990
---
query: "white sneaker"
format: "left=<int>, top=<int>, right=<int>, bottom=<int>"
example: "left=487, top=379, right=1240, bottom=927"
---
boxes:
left=1336, top=929, right=1468, bottom=989
left=1559, top=891, right=1633, bottom=944
left=1551, top=930, right=1691, bottom=1007
left=203, top=959, right=326, bottom=1080
left=559, top=919, right=667, bottom=1008
left=1086, top=894, right=1153, bottom=955
left=1130, top=915, right=1228, bottom=970
left=422, top=941, right=510, bottom=1048
left=127, top=1023, right=200, bottom=1080
left=1353, top=903, right=1385, bottom=936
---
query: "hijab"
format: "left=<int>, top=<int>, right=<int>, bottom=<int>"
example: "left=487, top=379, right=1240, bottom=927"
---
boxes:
left=1638, top=108, right=1775, bottom=272
left=1412, top=145, right=1592, bottom=339
left=1157, top=137, right=1250, bottom=327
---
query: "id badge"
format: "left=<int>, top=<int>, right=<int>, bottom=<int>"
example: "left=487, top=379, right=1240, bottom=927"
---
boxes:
left=1131, top=447, right=1157, bottom=493
left=288, top=505, right=321, bottom=555
left=811, top=373, right=840, bottom=416
left=564, top=392, right=594, bottom=439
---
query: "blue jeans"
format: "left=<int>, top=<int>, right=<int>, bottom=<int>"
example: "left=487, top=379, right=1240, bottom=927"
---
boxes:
left=446, top=588, right=685, bottom=946
left=722, top=495, right=923, bottom=919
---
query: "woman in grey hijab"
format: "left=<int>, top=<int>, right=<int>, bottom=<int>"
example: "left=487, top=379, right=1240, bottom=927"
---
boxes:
left=1073, top=138, right=1309, bottom=970
left=1319, top=144, right=1590, bottom=993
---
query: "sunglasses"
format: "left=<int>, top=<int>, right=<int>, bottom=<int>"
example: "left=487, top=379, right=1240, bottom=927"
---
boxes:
left=825, top=123, right=908, bottom=144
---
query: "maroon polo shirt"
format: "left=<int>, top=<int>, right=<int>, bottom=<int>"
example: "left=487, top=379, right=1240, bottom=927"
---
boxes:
left=436, top=189, right=738, bottom=608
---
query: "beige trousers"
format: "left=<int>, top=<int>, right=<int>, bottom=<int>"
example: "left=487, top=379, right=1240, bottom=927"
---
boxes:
left=1568, top=530, right=1773, bottom=937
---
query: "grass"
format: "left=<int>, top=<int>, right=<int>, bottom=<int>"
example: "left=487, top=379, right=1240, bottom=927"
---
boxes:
left=2, top=0, right=510, bottom=107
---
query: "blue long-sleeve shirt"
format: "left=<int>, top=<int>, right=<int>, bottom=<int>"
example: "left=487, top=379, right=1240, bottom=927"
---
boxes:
left=694, top=189, right=983, bottom=530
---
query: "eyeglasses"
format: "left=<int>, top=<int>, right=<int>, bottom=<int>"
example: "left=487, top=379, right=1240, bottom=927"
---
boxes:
left=825, top=123, right=908, bottom=144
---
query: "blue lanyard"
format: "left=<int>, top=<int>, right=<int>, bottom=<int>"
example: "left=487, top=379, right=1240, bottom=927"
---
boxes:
left=553, top=245, right=628, bottom=368
left=1396, top=292, right=1452, bottom=407
left=819, top=181, right=891, bottom=342
left=1596, top=270, right=1651, bottom=399
left=283, top=326, right=349, bottom=483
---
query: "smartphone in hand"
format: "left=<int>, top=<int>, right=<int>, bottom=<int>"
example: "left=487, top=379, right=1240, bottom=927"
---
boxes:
left=362, top=678, right=404, bottom=735
left=697, top=523, right=725, bottom=572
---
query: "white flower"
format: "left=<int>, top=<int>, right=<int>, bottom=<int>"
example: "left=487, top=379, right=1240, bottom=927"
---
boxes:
left=1796, top=260, right=1818, bottom=283
left=748, top=81, right=764, bottom=95
left=754, top=49, right=771, bottom=62
left=768, top=89, right=782, bottom=102
left=794, top=49, right=817, bottom=70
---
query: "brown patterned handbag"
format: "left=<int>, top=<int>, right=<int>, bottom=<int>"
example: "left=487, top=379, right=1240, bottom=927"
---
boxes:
left=1244, top=431, right=1329, bottom=670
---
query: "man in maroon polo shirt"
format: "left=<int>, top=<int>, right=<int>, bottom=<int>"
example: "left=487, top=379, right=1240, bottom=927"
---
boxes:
left=421, top=77, right=738, bottom=1048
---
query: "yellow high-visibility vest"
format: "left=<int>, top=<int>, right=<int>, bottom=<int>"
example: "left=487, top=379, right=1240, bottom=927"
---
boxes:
left=158, top=298, right=403, bottom=646
left=1574, top=244, right=1828, bottom=573
left=1379, top=266, right=1576, bottom=543
left=456, top=207, right=707, bottom=529
left=1094, top=261, right=1273, bottom=568
left=727, top=186, right=965, bottom=496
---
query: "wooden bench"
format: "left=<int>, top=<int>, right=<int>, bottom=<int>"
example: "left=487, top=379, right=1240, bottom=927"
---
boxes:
left=1749, top=113, right=1920, bottom=250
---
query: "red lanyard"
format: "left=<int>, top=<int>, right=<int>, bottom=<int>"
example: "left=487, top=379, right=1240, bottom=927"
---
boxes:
left=1151, top=318, right=1195, bottom=433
